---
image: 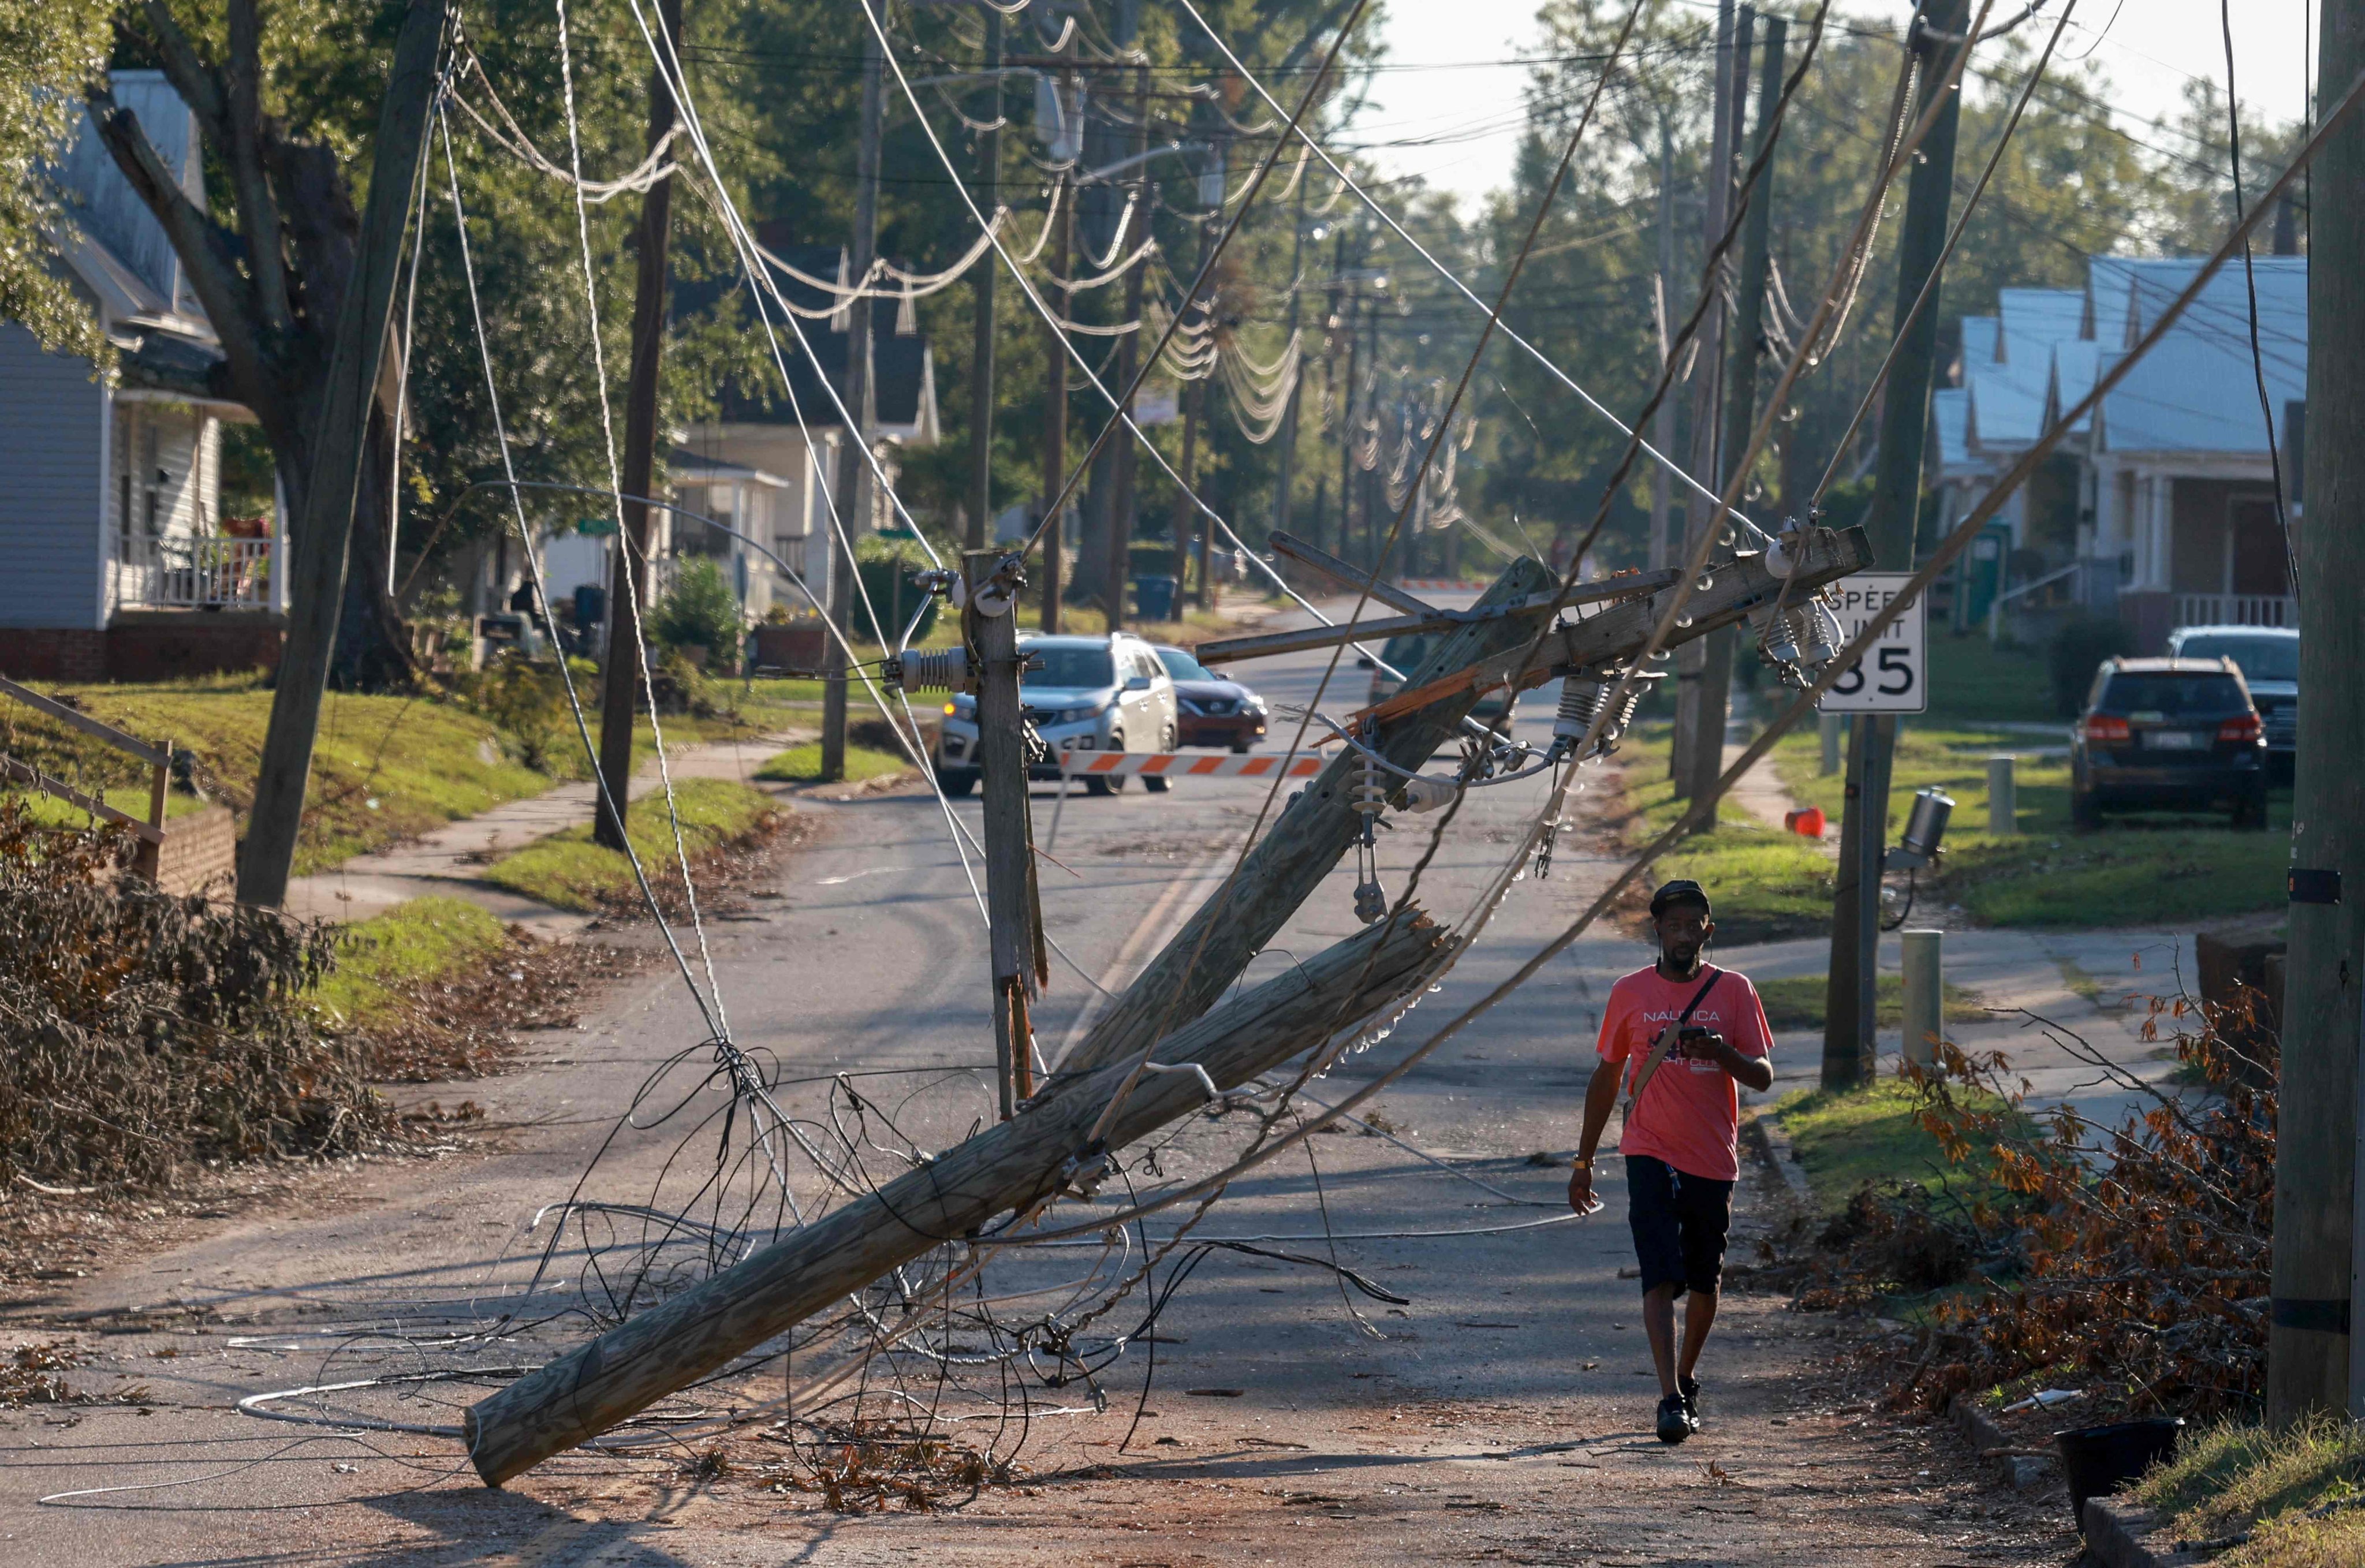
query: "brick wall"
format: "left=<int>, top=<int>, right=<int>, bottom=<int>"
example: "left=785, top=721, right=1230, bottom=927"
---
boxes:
left=152, top=804, right=237, bottom=897
left=106, top=614, right=285, bottom=681
left=0, top=628, right=106, bottom=682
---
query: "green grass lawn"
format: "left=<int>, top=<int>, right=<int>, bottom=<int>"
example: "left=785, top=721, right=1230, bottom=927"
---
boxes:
left=755, top=741, right=910, bottom=785
left=1770, top=722, right=2287, bottom=928
left=2131, top=1417, right=2365, bottom=1567
left=1923, top=632, right=2058, bottom=725
left=481, top=778, right=779, bottom=912
left=1771, top=1078, right=2024, bottom=1215
left=309, top=895, right=510, bottom=1027
left=1615, top=725, right=1836, bottom=944
left=1754, top=972, right=1989, bottom=1035
left=14, top=678, right=554, bottom=875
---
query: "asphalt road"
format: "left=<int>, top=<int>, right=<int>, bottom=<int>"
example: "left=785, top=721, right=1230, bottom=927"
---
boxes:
left=0, top=595, right=2076, bottom=1565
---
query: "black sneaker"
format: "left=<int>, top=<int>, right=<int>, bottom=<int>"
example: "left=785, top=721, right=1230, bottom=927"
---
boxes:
left=1655, top=1393, right=1695, bottom=1444
left=1678, top=1375, right=1702, bottom=1424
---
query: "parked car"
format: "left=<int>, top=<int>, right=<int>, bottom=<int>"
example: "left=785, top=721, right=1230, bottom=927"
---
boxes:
left=2069, top=655, right=2269, bottom=830
left=1153, top=644, right=1267, bottom=752
left=1358, top=632, right=1514, bottom=722
left=2166, top=624, right=2297, bottom=778
left=934, top=632, right=1179, bottom=798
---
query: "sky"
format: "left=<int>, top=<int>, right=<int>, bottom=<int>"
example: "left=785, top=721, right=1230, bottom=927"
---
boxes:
left=1358, top=0, right=2318, bottom=214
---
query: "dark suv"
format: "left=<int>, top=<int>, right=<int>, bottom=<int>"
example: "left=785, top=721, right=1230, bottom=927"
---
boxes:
left=2070, top=656, right=2268, bottom=830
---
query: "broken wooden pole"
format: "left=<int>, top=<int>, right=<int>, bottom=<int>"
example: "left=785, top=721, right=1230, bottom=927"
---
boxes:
left=1051, top=554, right=1557, bottom=1083
left=462, top=909, right=1455, bottom=1485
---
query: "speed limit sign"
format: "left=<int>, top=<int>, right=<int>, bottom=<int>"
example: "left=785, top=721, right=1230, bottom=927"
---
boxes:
left=1816, top=574, right=1926, bottom=714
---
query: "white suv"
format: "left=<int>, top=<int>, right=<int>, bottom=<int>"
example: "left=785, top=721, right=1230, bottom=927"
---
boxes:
left=935, top=632, right=1180, bottom=797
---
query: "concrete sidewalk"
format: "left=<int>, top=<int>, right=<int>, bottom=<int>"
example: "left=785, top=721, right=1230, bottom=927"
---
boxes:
left=283, top=729, right=807, bottom=935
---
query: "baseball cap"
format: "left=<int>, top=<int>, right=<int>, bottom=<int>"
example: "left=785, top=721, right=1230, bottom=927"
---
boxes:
left=1649, top=878, right=1712, bottom=919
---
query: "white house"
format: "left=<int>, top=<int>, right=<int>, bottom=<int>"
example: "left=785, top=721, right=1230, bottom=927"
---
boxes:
left=1931, top=253, right=2302, bottom=651
left=0, top=73, right=284, bottom=683
left=505, top=240, right=940, bottom=632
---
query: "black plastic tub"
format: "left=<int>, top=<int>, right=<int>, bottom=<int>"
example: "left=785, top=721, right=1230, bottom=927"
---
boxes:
left=2056, top=1417, right=2184, bottom=1528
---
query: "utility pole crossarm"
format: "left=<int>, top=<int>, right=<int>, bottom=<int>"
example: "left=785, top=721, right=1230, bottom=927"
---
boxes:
left=1268, top=530, right=1440, bottom=617
left=1192, top=572, right=1683, bottom=666
left=1359, top=527, right=1872, bottom=726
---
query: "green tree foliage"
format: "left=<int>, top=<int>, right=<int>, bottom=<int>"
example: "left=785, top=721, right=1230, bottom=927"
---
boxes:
left=0, top=0, right=115, bottom=363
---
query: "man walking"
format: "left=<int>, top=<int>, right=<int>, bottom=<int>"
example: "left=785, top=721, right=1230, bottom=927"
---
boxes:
left=1569, top=879, right=1775, bottom=1443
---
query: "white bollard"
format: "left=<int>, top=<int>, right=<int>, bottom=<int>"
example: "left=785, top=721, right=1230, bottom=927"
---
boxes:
left=1820, top=712, right=1843, bottom=776
left=1987, top=754, right=2017, bottom=837
left=1901, top=928, right=1944, bottom=1070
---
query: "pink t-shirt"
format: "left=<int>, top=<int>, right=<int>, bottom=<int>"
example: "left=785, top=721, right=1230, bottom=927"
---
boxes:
left=1595, top=965, right=1775, bottom=1182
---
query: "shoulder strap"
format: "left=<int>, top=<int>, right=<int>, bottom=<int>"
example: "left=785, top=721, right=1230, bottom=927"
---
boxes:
left=1623, top=967, right=1724, bottom=1116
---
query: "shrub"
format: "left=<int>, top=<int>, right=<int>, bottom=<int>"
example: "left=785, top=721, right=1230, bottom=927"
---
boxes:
left=0, top=802, right=383, bottom=1188
left=854, top=535, right=940, bottom=645
left=460, top=651, right=588, bottom=772
left=2049, top=613, right=2135, bottom=715
left=651, top=557, right=746, bottom=663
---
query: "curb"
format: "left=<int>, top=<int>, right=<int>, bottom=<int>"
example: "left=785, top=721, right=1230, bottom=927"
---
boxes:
left=1946, top=1394, right=2056, bottom=1492
left=2080, top=1498, right=2209, bottom=1567
left=1751, top=1110, right=1814, bottom=1204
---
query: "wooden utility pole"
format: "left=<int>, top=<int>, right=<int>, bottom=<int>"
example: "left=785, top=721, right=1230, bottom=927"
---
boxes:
left=1680, top=10, right=1783, bottom=812
left=963, top=9, right=1002, bottom=553
left=1272, top=169, right=1311, bottom=549
left=1822, top=0, right=1967, bottom=1087
left=1648, top=117, right=1677, bottom=573
left=1102, top=58, right=1154, bottom=628
left=822, top=1, right=885, bottom=783
left=234, top=0, right=447, bottom=906
left=2280, top=0, right=2364, bottom=1429
left=1177, top=217, right=1214, bottom=612
left=966, top=551, right=1040, bottom=1119
left=594, top=0, right=687, bottom=851
left=1039, top=166, right=1072, bottom=633
left=1669, top=0, right=1737, bottom=796
left=1336, top=271, right=1362, bottom=578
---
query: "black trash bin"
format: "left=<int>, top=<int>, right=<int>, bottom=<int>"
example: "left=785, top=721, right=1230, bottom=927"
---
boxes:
left=2056, top=1417, right=2183, bottom=1529
left=1131, top=574, right=1178, bottom=622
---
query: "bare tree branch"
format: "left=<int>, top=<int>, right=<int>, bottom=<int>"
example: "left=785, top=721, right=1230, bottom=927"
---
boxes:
left=133, top=0, right=232, bottom=152
left=223, top=0, right=293, bottom=342
left=85, top=87, right=277, bottom=425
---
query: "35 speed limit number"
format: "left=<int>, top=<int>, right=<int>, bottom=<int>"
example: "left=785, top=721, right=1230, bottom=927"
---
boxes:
left=1815, top=573, right=1926, bottom=714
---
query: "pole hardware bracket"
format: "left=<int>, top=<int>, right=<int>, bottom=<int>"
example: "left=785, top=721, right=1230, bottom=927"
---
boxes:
left=2289, top=868, right=2342, bottom=905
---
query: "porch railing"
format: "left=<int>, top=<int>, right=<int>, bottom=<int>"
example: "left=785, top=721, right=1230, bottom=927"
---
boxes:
left=2173, top=592, right=2296, bottom=629
left=115, top=534, right=275, bottom=611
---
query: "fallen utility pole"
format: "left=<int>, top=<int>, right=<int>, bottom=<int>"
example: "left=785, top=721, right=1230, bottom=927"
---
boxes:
left=1680, top=10, right=1786, bottom=814
left=594, top=0, right=687, bottom=851
left=1822, top=0, right=1967, bottom=1089
left=822, top=0, right=886, bottom=783
left=462, top=910, right=1454, bottom=1484
left=967, top=550, right=1046, bottom=1119
left=232, top=0, right=447, bottom=905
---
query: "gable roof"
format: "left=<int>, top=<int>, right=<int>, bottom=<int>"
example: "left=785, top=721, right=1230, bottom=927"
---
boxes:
left=2094, top=257, right=2304, bottom=457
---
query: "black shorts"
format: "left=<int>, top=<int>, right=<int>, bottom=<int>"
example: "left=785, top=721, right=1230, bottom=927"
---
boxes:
left=1624, top=1154, right=1734, bottom=1298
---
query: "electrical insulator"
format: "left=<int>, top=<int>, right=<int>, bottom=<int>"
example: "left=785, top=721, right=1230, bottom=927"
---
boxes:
left=887, top=648, right=973, bottom=695
left=1349, top=751, right=1389, bottom=823
left=1554, top=678, right=1610, bottom=745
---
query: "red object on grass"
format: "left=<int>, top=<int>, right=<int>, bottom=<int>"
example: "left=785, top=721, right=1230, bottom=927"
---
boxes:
left=1785, top=807, right=1826, bottom=839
